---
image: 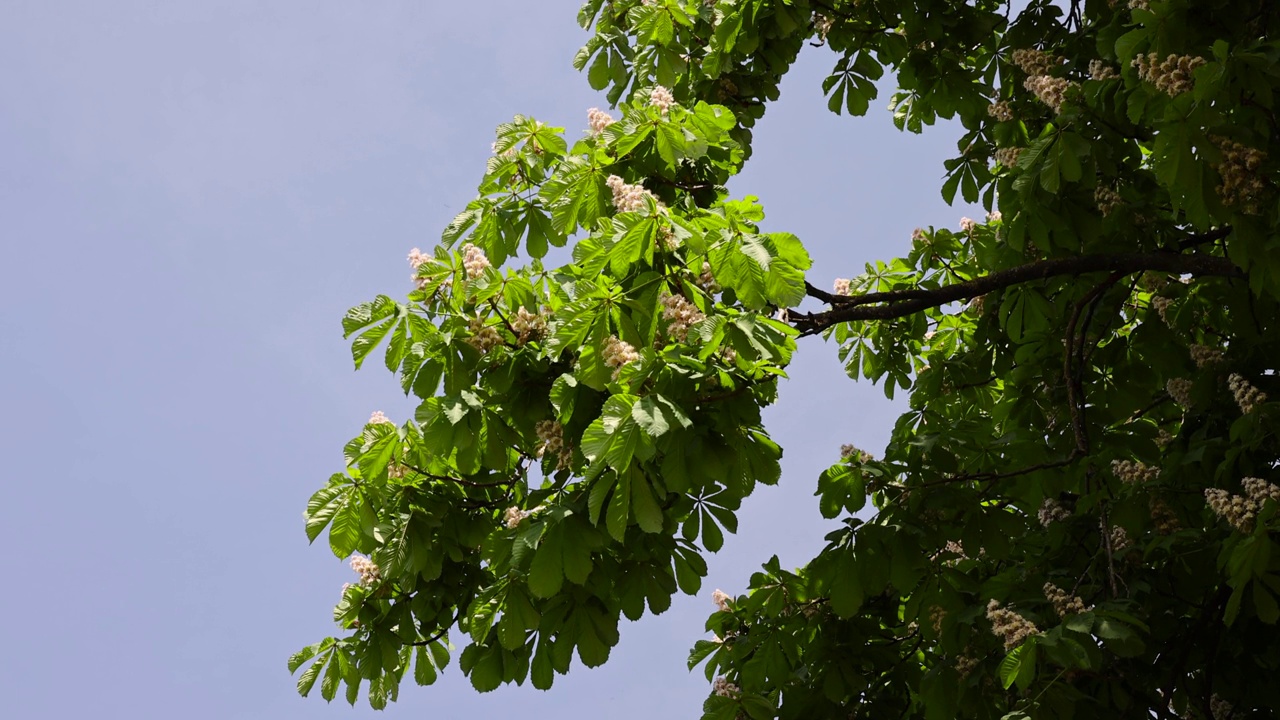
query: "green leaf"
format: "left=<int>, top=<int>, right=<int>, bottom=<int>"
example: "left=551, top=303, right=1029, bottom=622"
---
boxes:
left=328, top=491, right=363, bottom=559
left=606, top=471, right=631, bottom=542
left=289, top=643, right=321, bottom=673
left=1254, top=583, right=1279, bottom=624
left=630, top=470, right=665, bottom=533
left=342, top=295, right=398, bottom=338
left=531, top=642, right=555, bottom=690
left=632, top=395, right=672, bottom=437
left=414, top=646, right=439, bottom=686
left=529, top=527, right=566, bottom=597
left=320, top=649, right=342, bottom=701
left=305, top=482, right=349, bottom=543
left=296, top=653, right=327, bottom=697
left=350, top=316, right=397, bottom=370
left=998, top=643, right=1025, bottom=690
left=687, top=639, right=720, bottom=670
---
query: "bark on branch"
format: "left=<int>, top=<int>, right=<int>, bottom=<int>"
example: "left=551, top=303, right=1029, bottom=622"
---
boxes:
left=793, top=252, right=1242, bottom=335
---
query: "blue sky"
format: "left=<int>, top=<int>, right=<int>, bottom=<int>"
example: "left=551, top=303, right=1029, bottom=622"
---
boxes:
left=0, top=2, right=974, bottom=716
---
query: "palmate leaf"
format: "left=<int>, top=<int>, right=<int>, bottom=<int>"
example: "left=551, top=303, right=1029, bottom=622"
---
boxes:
left=304, top=478, right=350, bottom=543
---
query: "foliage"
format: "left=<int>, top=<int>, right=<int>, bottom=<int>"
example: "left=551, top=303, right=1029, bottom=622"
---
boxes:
left=292, top=0, right=1280, bottom=717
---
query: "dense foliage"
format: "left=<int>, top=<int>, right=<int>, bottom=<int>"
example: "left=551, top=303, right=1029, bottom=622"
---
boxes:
left=291, top=0, right=1280, bottom=717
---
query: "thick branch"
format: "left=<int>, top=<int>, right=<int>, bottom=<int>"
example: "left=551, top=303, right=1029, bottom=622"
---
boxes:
left=795, top=252, right=1242, bottom=335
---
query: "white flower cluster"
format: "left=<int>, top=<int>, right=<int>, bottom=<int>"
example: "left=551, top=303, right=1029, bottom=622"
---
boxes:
left=813, top=14, right=834, bottom=40
left=988, top=210, right=1003, bottom=223
left=1089, top=59, right=1119, bottom=80
left=368, top=411, right=394, bottom=425
left=988, top=101, right=1014, bottom=122
left=1242, top=477, right=1280, bottom=504
left=408, top=247, right=431, bottom=270
left=994, top=147, right=1023, bottom=168
left=929, top=605, right=947, bottom=634
left=833, top=278, right=851, bottom=296
left=388, top=463, right=408, bottom=480
left=1151, top=295, right=1173, bottom=324
left=955, top=655, right=979, bottom=679
left=1011, top=48, right=1060, bottom=76
left=1190, top=344, right=1224, bottom=368
left=1110, top=525, right=1132, bottom=554
left=1155, top=428, right=1175, bottom=448
left=1204, top=483, right=1268, bottom=534
left=1024, top=74, right=1076, bottom=114
left=504, top=506, right=530, bottom=529
left=1039, top=498, right=1071, bottom=527
left=1095, top=185, right=1121, bottom=216
left=461, top=243, right=491, bottom=279
left=661, top=293, right=706, bottom=342
left=697, top=261, right=720, bottom=294
left=1112, top=459, right=1160, bottom=485
left=1212, top=137, right=1267, bottom=214
left=1128, top=0, right=1149, bottom=10
left=511, top=306, right=547, bottom=344
left=603, top=336, right=640, bottom=380
left=1140, top=272, right=1169, bottom=292
left=959, top=216, right=978, bottom=234
left=1166, top=377, right=1193, bottom=407
left=1043, top=582, right=1091, bottom=617
left=1150, top=497, right=1180, bottom=534
left=840, top=444, right=874, bottom=463
left=645, top=223, right=670, bottom=252
left=587, top=107, right=615, bottom=135
left=1133, top=53, right=1205, bottom=96
left=712, top=677, right=740, bottom=698
left=712, top=589, right=732, bottom=612
left=350, top=555, right=381, bottom=586
left=466, top=316, right=504, bottom=354
left=986, top=599, right=1040, bottom=651
left=535, top=419, right=573, bottom=471
left=649, top=85, right=675, bottom=114
left=606, top=175, right=659, bottom=214
left=1228, top=373, right=1267, bottom=414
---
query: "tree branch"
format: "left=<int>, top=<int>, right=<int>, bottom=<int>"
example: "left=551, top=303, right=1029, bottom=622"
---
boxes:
left=794, top=252, right=1242, bottom=336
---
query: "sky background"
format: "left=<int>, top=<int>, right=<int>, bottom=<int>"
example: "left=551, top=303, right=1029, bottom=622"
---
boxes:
left=0, top=2, right=975, bottom=717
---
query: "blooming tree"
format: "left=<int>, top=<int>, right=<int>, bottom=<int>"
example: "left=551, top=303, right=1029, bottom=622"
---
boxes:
left=292, top=1, right=1280, bottom=717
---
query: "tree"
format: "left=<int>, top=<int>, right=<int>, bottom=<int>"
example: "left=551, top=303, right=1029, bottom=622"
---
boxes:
left=291, top=0, right=1280, bottom=717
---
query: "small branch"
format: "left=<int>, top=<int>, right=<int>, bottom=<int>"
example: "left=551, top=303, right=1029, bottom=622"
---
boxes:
left=795, top=253, right=1242, bottom=336
left=402, top=462, right=510, bottom=489
left=407, top=609, right=463, bottom=647
left=1063, top=274, right=1124, bottom=455
left=917, top=454, right=1079, bottom=489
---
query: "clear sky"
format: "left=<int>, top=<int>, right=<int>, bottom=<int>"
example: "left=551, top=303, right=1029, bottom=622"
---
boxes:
left=0, top=2, right=974, bottom=717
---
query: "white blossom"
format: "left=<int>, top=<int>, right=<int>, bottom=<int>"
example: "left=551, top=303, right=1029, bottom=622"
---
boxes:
left=587, top=107, right=615, bottom=135
left=986, top=599, right=1040, bottom=651
left=649, top=85, right=675, bottom=114
left=504, top=506, right=530, bottom=529
left=461, top=243, right=491, bottom=279
left=603, top=336, right=640, bottom=380
left=350, top=555, right=381, bottom=586
left=605, top=175, right=659, bottom=214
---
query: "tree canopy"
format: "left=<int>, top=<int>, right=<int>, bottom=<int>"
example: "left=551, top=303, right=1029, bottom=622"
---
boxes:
left=291, top=0, right=1280, bottom=717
